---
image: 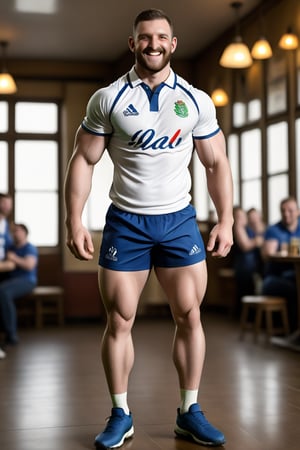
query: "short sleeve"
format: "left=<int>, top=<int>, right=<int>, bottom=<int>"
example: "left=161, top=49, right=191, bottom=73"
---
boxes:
left=192, top=89, right=219, bottom=139
left=82, top=88, right=113, bottom=135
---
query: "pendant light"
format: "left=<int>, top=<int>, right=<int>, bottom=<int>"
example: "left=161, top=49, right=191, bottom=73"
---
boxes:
left=278, top=27, right=299, bottom=50
left=0, top=41, right=17, bottom=94
left=251, top=6, right=272, bottom=60
left=251, top=38, right=272, bottom=60
left=219, top=1, right=253, bottom=69
left=211, top=88, right=229, bottom=107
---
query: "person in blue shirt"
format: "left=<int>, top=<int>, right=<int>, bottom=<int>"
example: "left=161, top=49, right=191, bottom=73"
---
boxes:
left=262, top=197, right=300, bottom=331
left=232, top=207, right=265, bottom=312
left=0, top=193, right=13, bottom=270
left=0, top=223, right=38, bottom=345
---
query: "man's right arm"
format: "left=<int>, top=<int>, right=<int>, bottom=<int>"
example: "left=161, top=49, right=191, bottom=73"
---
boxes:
left=64, top=126, right=107, bottom=260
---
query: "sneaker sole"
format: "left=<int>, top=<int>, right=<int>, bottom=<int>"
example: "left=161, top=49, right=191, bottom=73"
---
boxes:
left=95, top=425, right=134, bottom=449
left=175, top=425, right=226, bottom=447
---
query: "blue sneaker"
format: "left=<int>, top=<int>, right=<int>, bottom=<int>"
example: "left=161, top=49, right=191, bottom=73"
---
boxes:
left=175, top=403, right=226, bottom=446
left=94, top=407, right=134, bottom=449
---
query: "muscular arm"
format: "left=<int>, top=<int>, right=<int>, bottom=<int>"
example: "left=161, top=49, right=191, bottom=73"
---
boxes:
left=64, top=126, right=107, bottom=260
left=194, top=130, right=233, bottom=257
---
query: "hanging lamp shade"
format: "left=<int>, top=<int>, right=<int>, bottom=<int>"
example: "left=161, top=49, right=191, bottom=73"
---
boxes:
left=251, top=37, right=273, bottom=60
left=0, top=72, right=17, bottom=94
left=211, top=88, right=229, bottom=107
left=220, top=36, right=253, bottom=68
left=0, top=41, right=17, bottom=95
left=219, top=2, right=253, bottom=69
left=278, top=28, right=299, bottom=50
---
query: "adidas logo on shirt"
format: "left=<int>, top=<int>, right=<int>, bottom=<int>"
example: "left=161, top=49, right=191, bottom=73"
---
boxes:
left=123, top=104, right=139, bottom=116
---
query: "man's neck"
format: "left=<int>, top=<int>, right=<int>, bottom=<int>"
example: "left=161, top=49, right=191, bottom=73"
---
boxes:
left=285, top=220, right=298, bottom=233
left=134, top=65, right=171, bottom=90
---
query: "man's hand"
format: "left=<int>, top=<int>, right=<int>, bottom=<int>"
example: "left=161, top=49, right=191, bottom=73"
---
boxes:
left=66, top=225, right=94, bottom=261
left=206, top=223, right=233, bottom=258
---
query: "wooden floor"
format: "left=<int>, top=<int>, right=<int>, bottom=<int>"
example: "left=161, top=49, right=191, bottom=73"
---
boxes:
left=0, top=311, right=299, bottom=450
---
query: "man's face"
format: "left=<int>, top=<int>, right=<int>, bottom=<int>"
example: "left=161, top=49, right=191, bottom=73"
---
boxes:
left=11, top=225, right=26, bottom=245
left=129, top=19, right=177, bottom=74
left=281, top=200, right=299, bottom=227
left=0, top=197, right=12, bottom=217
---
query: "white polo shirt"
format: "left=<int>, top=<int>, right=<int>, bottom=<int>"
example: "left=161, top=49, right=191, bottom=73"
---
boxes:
left=82, top=66, right=220, bottom=214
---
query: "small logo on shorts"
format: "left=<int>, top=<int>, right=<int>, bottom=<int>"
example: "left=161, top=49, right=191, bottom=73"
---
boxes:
left=105, top=246, right=118, bottom=261
left=189, top=244, right=201, bottom=256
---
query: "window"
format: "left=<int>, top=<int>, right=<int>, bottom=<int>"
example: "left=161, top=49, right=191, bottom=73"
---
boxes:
left=267, top=122, right=289, bottom=223
left=0, top=141, right=8, bottom=192
left=227, top=134, right=240, bottom=205
left=233, top=102, right=246, bottom=128
left=241, top=129, right=262, bottom=211
left=0, top=101, right=9, bottom=132
left=267, top=56, right=287, bottom=115
left=0, top=100, right=60, bottom=247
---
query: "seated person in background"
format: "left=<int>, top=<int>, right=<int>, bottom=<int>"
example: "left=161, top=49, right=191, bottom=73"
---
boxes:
left=247, top=207, right=265, bottom=237
left=0, top=193, right=13, bottom=282
left=0, top=223, right=38, bottom=345
left=232, top=206, right=264, bottom=309
left=262, top=196, right=300, bottom=331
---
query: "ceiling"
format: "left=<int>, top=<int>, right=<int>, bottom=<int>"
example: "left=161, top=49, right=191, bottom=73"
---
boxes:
left=0, top=0, right=262, bottom=63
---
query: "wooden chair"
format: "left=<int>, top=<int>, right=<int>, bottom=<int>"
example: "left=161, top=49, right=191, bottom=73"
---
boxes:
left=218, top=268, right=237, bottom=316
left=17, top=286, right=64, bottom=329
left=240, top=295, right=290, bottom=342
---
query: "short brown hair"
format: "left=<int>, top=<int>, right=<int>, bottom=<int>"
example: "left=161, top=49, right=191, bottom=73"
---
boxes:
left=133, top=9, right=174, bottom=35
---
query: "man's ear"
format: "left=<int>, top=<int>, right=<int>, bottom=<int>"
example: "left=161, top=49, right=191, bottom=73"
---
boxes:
left=171, top=36, right=177, bottom=54
left=128, top=36, right=135, bottom=53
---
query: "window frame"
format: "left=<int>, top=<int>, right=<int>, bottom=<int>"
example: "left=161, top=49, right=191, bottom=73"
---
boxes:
left=0, top=96, right=62, bottom=252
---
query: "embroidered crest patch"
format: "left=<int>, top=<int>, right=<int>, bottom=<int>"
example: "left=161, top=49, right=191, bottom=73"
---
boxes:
left=174, top=100, right=188, bottom=118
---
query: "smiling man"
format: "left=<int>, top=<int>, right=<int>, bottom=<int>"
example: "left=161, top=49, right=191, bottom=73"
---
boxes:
left=64, top=9, right=233, bottom=449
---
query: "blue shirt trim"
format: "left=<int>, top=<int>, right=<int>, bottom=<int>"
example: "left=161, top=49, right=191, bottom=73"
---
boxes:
left=193, top=128, right=220, bottom=140
left=81, top=122, right=111, bottom=136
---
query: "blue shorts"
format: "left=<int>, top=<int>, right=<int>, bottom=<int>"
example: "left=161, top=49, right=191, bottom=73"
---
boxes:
left=99, top=204, right=206, bottom=271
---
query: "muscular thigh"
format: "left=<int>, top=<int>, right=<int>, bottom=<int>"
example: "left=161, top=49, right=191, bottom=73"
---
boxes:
left=155, top=261, right=207, bottom=315
left=98, top=267, right=150, bottom=320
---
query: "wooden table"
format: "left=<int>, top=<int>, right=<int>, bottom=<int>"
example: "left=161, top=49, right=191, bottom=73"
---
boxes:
left=268, top=254, right=300, bottom=351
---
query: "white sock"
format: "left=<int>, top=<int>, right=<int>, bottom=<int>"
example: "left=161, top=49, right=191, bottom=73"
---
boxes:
left=111, top=392, right=130, bottom=415
left=180, top=389, right=198, bottom=414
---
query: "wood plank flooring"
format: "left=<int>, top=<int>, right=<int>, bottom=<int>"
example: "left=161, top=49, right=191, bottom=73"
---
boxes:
left=0, top=311, right=299, bottom=450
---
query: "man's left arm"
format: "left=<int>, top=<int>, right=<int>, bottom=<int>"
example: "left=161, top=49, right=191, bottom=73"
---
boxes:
left=194, top=130, right=234, bottom=257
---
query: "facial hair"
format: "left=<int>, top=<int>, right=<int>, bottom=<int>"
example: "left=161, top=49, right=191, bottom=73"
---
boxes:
left=135, top=46, right=172, bottom=74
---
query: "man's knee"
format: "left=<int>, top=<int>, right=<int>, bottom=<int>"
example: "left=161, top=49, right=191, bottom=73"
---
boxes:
left=107, top=310, right=135, bottom=336
left=173, top=304, right=201, bottom=330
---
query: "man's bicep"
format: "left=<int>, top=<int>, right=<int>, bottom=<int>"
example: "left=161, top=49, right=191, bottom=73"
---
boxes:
left=194, top=131, right=227, bottom=170
left=74, top=127, right=108, bottom=165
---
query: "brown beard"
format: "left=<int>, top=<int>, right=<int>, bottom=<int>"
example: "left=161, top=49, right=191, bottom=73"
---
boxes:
left=135, top=47, right=172, bottom=74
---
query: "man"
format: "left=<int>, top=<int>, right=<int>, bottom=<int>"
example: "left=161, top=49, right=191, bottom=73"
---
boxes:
left=64, top=9, right=233, bottom=449
left=0, top=193, right=13, bottom=357
left=262, top=196, right=300, bottom=331
left=0, top=223, right=38, bottom=345
left=0, top=193, right=13, bottom=263
left=232, top=207, right=264, bottom=309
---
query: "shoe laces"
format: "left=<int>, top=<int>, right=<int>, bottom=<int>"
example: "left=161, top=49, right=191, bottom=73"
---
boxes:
left=192, top=409, right=212, bottom=427
left=104, top=413, right=124, bottom=432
